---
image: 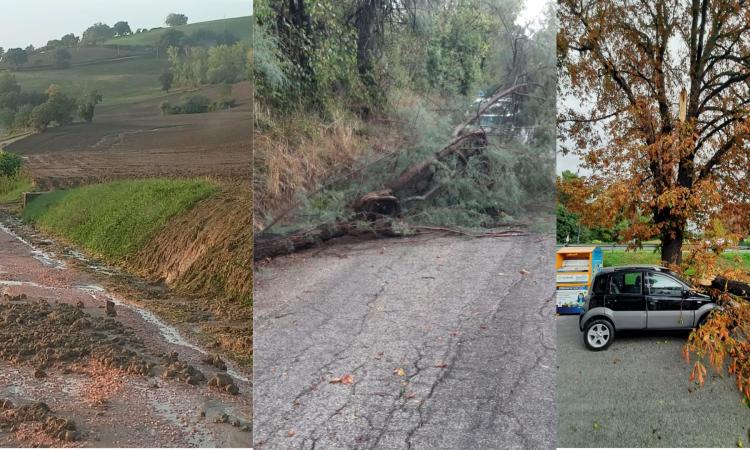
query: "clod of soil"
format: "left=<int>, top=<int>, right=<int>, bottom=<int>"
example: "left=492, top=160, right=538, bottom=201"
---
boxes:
left=161, top=360, right=206, bottom=385
left=201, top=354, right=227, bottom=371
left=208, top=373, right=239, bottom=395
left=0, top=400, right=78, bottom=442
left=0, top=299, right=150, bottom=375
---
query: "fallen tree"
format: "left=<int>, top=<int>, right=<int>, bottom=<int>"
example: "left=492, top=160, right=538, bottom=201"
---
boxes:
left=254, top=83, right=532, bottom=260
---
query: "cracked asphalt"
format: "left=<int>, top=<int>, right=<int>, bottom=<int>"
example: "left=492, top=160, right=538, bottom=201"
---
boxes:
left=253, top=233, right=555, bottom=449
left=557, top=315, right=750, bottom=447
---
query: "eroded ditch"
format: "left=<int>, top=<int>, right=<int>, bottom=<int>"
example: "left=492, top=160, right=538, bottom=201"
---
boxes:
left=0, top=212, right=251, bottom=447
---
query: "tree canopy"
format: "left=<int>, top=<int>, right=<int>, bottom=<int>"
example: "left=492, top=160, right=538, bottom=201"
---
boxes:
left=165, top=13, right=188, bottom=26
left=558, top=0, right=750, bottom=264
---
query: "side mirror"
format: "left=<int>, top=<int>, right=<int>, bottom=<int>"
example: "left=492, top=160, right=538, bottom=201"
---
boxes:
left=682, top=289, right=691, bottom=299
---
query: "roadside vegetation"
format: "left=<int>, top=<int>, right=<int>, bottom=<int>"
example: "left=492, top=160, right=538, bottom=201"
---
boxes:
left=254, top=1, right=555, bottom=251
left=22, top=179, right=216, bottom=261
left=0, top=151, right=32, bottom=203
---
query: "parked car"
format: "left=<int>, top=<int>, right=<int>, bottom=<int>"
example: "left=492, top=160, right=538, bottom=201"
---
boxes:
left=578, top=265, right=717, bottom=350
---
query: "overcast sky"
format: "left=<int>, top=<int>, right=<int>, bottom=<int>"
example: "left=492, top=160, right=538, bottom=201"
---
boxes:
left=0, top=0, right=250, bottom=49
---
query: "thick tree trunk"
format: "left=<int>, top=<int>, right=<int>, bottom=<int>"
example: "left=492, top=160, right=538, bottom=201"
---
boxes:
left=355, top=0, right=382, bottom=86
left=660, top=225, right=684, bottom=265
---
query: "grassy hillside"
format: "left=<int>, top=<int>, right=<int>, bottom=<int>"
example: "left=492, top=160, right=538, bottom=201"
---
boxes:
left=23, top=179, right=216, bottom=261
left=103, top=16, right=252, bottom=46
left=12, top=56, right=169, bottom=106
left=0, top=47, right=150, bottom=71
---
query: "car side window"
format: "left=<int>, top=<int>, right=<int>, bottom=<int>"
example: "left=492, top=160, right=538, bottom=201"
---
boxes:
left=593, top=274, right=608, bottom=294
left=646, top=273, right=683, bottom=297
left=609, top=271, right=642, bottom=295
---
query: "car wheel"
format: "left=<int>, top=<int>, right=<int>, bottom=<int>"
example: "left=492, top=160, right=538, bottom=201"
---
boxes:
left=584, top=319, right=614, bottom=351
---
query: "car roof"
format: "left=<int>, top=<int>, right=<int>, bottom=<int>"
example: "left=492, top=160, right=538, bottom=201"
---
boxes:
left=597, top=265, right=673, bottom=274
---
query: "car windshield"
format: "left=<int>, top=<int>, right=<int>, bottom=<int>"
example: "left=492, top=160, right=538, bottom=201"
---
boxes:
left=660, top=270, right=693, bottom=289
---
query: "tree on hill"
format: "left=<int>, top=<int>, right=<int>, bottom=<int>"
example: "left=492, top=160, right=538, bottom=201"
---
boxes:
left=113, top=21, right=132, bottom=37
left=24, top=45, right=34, bottom=53
left=46, top=39, right=62, bottom=49
left=559, top=0, right=750, bottom=264
left=165, top=13, right=188, bottom=27
left=54, top=48, right=72, bottom=69
left=4, top=48, right=28, bottom=70
left=77, top=90, right=103, bottom=122
left=82, top=23, right=115, bottom=45
left=60, top=33, right=80, bottom=47
left=0, top=48, right=4, bottom=59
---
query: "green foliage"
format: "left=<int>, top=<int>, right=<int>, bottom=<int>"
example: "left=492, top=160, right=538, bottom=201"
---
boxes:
left=158, top=71, right=173, bottom=92
left=23, top=179, right=216, bottom=262
left=81, top=23, right=115, bottom=45
left=4, top=48, right=28, bottom=68
left=207, top=44, right=247, bottom=83
left=77, top=89, right=103, bottom=122
left=165, top=13, right=189, bottom=27
left=0, top=151, right=22, bottom=177
left=112, top=21, right=132, bottom=37
left=167, top=43, right=247, bottom=87
left=159, top=29, right=185, bottom=49
left=60, top=33, right=80, bottom=47
left=0, top=171, right=33, bottom=204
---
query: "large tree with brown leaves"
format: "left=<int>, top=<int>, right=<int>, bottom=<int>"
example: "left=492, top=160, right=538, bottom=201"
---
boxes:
left=558, top=0, right=750, bottom=264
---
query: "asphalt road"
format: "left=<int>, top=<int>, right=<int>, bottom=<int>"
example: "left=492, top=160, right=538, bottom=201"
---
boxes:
left=557, top=315, right=750, bottom=448
left=254, top=233, right=556, bottom=449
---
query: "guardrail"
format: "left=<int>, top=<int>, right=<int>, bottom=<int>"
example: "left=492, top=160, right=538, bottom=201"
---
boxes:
left=556, top=243, right=750, bottom=251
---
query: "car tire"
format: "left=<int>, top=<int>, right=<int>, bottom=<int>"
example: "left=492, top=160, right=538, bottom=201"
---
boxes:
left=584, top=318, right=614, bottom=351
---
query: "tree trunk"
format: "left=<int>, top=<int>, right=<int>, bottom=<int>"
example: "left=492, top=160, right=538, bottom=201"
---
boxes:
left=660, top=224, right=684, bottom=265
left=355, top=0, right=382, bottom=87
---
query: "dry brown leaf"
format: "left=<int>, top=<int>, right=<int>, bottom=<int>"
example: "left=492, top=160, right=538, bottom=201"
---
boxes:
left=520, top=269, right=530, bottom=275
left=393, top=367, right=406, bottom=377
left=287, top=430, right=295, bottom=437
left=435, top=361, right=448, bottom=368
left=406, top=392, right=416, bottom=399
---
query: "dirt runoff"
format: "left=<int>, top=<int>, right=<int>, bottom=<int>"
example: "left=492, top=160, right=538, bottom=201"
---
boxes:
left=0, top=216, right=251, bottom=447
left=5, top=82, right=251, bottom=189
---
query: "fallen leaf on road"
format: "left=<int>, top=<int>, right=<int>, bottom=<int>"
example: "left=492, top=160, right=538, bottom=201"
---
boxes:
left=330, top=374, right=354, bottom=385
left=479, top=324, right=488, bottom=330
left=375, top=351, right=384, bottom=360
left=520, top=269, right=530, bottom=275
left=434, top=361, right=448, bottom=368
left=450, top=330, right=460, bottom=337
left=393, top=367, right=406, bottom=377
left=287, top=430, right=295, bottom=437
left=406, top=392, right=416, bottom=399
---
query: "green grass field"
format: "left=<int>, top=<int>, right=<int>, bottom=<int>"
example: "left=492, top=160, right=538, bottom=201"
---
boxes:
left=103, top=16, right=252, bottom=46
left=12, top=56, right=170, bottom=106
left=603, top=248, right=750, bottom=271
left=23, top=179, right=216, bottom=261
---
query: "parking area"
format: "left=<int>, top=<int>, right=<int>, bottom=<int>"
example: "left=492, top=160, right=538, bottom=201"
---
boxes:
left=557, top=315, right=750, bottom=448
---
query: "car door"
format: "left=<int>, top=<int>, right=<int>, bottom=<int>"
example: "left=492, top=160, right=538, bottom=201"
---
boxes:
left=606, top=270, right=646, bottom=329
left=645, top=272, right=694, bottom=329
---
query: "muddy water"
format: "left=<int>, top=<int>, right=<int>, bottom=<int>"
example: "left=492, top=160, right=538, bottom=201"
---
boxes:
left=0, top=217, right=251, bottom=447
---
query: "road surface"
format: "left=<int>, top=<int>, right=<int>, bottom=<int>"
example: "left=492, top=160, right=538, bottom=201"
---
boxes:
left=254, top=233, right=556, bottom=449
left=557, top=315, right=750, bottom=447
left=0, top=216, right=251, bottom=447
